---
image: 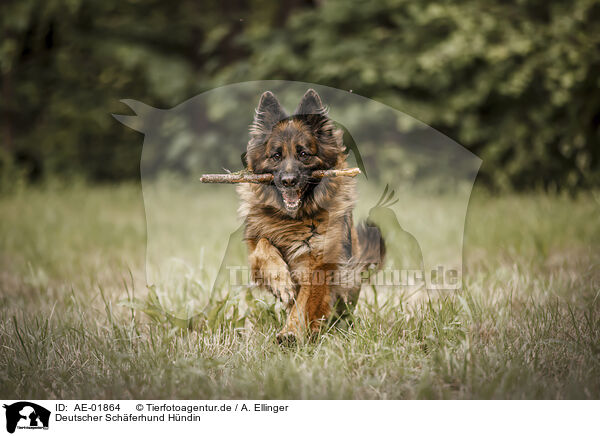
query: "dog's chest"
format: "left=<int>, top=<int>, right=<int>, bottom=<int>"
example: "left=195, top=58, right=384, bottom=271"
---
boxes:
left=246, top=207, right=343, bottom=264
left=276, top=215, right=336, bottom=263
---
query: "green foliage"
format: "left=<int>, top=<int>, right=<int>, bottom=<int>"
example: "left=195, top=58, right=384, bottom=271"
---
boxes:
left=219, top=0, right=600, bottom=191
left=0, top=0, right=599, bottom=190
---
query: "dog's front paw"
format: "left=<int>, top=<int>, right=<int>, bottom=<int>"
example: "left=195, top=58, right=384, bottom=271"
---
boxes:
left=265, top=268, right=295, bottom=307
left=276, top=330, right=297, bottom=346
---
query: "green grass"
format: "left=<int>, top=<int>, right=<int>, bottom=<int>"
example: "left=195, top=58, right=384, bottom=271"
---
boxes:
left=1, top=181, right=599, bottom=399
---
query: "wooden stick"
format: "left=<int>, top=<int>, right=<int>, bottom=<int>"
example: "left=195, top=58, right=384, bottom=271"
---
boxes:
left=200, top=168, right=361, bottom=184
left=199, top=173, right=273, bottom=184
left=311, top=168, right=361, bottom=179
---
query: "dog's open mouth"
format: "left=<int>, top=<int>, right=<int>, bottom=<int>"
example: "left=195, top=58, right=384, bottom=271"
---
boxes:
left=281, top=189, right=302, bottom=211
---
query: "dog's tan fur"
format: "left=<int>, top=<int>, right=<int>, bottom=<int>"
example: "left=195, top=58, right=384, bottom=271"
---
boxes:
left=237, top=90, right=383, bottom=341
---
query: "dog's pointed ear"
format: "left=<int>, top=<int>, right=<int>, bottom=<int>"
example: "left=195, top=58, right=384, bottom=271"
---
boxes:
left=294, top=89, right=327, bottom=116
left=250, top=91, right=287, bottom=140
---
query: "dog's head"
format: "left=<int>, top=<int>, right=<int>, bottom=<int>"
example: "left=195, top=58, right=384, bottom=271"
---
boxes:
left=246, top=89, right=345, bottom=215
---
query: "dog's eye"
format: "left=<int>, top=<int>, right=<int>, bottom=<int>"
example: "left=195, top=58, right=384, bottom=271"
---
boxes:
left=271, top=152, right=281, bottom=161
left=298, top=151, right=309, bottom=159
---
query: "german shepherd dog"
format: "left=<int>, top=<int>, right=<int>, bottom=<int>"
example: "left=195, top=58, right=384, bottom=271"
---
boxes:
left=237, top=89, right=384, bottom=343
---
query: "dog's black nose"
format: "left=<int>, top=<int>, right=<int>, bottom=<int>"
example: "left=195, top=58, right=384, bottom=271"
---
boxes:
left=281, top=174, right=298, bottom=187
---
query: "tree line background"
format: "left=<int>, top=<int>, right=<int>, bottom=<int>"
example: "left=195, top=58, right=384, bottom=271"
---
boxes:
left=1, top=0, right=598, bottom=191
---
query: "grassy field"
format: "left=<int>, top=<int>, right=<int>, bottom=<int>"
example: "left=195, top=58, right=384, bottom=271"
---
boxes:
left=1, top=181, right=599, bottom=399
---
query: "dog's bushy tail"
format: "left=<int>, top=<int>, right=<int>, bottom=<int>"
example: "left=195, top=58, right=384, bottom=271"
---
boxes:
left=354, top=221, right=385, bottom=272
left=332, top=221, right=385, bottom=317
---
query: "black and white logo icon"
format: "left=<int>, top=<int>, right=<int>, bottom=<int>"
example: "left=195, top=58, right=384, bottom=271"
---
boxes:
left=3, top=402, right=50, bottom=434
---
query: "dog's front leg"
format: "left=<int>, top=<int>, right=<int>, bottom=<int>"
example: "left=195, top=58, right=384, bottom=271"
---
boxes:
left=248, top=238, right=295, bottom=307
left=277, top=259, right=333, bottom=342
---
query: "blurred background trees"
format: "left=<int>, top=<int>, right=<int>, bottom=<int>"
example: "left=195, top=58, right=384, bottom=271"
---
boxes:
left=1, top=0, right=598, bottom=190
